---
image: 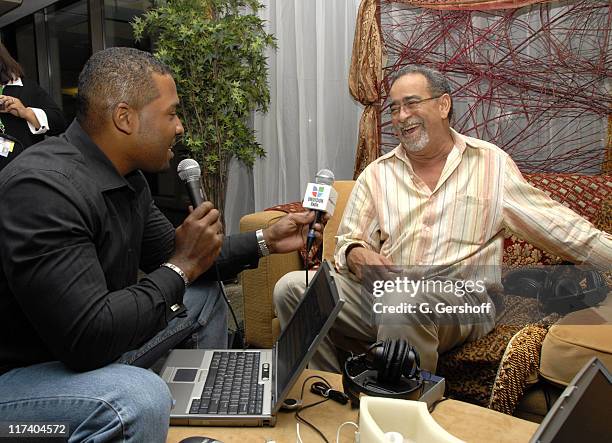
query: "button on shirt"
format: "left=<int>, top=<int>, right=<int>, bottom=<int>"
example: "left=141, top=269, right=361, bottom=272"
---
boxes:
left=335, top=129, right=611, bottom=279
left=0, top=121, right=258, bottom=374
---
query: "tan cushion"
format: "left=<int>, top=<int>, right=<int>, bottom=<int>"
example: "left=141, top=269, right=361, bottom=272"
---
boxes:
left=540, top=293, right=612, bottom=385
left=322, top=180, right=356, bottom=261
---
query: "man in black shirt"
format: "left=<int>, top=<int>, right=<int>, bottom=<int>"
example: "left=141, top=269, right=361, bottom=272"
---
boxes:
left=0, top=48, right=322, bottom=442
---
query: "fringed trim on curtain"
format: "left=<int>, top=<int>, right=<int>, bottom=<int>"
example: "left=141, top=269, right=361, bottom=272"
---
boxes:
left=349, top=0, right=383, bottom=178
left=395, top=0, right=552, bottom=10
left=488, top=319, right=558, bottom=415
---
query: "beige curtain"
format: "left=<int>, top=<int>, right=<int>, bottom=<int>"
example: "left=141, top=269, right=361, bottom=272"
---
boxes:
left=349, top=0, right=383, bottom=178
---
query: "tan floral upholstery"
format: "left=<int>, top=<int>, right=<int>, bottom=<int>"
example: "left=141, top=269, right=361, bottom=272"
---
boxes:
left=503, top=174, right=611, bottom=268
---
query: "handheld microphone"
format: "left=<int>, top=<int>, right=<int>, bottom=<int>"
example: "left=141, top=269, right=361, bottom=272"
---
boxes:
left=177, top=159, right=207, bottom=207
left=302, top=168, right=337, bottom=252
left=176, top=158, right=244, bottom=348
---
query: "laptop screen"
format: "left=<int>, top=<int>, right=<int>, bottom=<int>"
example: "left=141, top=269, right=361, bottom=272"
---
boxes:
left=531, top=358, right=612, bottom=443
left=275, top=262, right=339, bottom=402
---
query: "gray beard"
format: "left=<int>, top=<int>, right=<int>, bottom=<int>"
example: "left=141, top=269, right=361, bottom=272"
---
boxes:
left=400, top=129, right=429, bottom=152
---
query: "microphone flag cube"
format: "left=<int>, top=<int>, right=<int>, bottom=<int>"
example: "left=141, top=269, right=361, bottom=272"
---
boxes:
left=302, top=183, right=337, bottom=217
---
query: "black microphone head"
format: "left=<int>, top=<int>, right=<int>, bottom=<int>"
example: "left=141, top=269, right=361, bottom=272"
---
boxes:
left=315, top=168, right=335, bottom=186
left=177, top=158, right=201, bottom=182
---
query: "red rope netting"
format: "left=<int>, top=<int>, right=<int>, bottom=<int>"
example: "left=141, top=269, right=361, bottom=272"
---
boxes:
left=380, top=0, right=611, bottom=173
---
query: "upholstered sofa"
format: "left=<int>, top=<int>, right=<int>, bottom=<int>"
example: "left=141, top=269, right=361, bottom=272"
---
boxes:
left=239, top=173, right=611, bottom=419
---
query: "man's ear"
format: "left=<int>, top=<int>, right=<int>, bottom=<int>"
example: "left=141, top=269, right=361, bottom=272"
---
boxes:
left=438, top=94, right=452, bottom=120
left=111, top=102, right=137, bottom=135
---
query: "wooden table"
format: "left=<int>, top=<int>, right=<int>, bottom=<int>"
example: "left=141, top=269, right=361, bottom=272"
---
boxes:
left=167, top=369, right=538, bottom=443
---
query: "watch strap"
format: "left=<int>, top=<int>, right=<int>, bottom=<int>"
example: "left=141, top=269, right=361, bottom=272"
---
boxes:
left=256, top=229, right=271, bottom=257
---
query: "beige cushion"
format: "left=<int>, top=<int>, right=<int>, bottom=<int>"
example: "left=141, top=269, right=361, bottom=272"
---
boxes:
left=539, top=293, right=612, bottom=386
left=322, top=180, right=356, bottom=261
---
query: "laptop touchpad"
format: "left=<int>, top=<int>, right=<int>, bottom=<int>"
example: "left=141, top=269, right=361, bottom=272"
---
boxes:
left=173, top=368, right=198, bottom=382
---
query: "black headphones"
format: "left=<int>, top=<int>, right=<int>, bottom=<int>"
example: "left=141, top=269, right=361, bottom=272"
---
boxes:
left=342, top=339, right=422, bottom=407
left=503, top=266, right=608, bottom=315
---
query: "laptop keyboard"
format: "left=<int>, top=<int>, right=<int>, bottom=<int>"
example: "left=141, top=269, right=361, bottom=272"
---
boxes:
left=189, top=351, right=265, bottom=415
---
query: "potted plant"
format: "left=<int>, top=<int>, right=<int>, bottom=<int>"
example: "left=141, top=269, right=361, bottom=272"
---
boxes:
left=133, top=0, right=276, bottom=221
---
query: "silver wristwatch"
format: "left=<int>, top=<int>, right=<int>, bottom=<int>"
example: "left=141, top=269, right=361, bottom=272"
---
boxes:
left=161, top=262, right=189, bottom=287
left=256, top=229, right=271, bottom=257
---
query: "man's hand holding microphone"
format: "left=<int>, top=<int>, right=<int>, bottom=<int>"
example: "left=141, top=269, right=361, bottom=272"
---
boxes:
left=172, top=201, right=223, bottom=284
left=169, top=159, right=223, bottom=284
left=261, top=211, right=323, bottom=254
left=169, top=159, right=330, bottom=284
left=263, top=168, right=338, bottom=256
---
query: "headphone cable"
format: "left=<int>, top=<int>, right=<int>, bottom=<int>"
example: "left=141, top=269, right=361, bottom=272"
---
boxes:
left=295, top=399, right=329, bottom=443
left=294, top=375, right=335, bottom=443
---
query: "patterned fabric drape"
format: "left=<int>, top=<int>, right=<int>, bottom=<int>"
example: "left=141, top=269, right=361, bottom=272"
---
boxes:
left=394, top=0, right=551, bottom=10
left=349, top=0, right=383, bottom=178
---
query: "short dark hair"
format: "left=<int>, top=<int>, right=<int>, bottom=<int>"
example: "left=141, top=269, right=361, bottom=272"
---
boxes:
left=0, top=42, right=24, bottom=84
left=76, top=47, right=172, bottom=131
left=390, top=65, right=453, bottom=120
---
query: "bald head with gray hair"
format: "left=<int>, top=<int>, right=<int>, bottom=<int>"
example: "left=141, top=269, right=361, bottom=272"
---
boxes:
left=390, top=65, right=453, bottom=120
left=76, top=47, right=172, bottom=132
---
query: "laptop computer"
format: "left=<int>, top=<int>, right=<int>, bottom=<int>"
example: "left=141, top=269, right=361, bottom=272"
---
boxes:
left=530, top=357, right=611, bottom=443
left=161, top=260, right=344, bottom=426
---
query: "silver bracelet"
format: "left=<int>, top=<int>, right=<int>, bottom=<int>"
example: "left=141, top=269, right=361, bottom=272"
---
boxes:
left=161, top=262, right=189, bottom=287
left=256, top=229, right=271, bottom=257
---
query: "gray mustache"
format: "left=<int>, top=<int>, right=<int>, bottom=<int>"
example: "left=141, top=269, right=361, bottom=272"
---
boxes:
left=399, top=120, right=423, bottom=129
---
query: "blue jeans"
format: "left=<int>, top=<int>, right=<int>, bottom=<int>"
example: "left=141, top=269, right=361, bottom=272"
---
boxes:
left=0, top=280, right=228, bottom=443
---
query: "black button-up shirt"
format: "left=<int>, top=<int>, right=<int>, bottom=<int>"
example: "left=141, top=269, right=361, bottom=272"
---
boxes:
left=0, top=121, right=259, bottom=374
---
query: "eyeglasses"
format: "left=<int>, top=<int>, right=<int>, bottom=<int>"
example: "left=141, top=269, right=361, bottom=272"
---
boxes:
left=389, top=95, right=443, bottom=117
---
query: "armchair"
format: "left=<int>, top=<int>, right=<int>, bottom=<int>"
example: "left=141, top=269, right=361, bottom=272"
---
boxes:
left=239, top=180, right=355, bottom=348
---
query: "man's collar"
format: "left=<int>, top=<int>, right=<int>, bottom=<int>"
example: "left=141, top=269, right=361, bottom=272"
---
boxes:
left=64, top=120, right=131, bottom=192
left=449, top=128, right=468, bottom=154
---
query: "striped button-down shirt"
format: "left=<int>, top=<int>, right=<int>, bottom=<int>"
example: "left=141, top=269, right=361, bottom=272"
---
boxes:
left=335, top=129, right=611, bottom=283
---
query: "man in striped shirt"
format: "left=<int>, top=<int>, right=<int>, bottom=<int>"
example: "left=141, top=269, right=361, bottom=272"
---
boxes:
left=274, top=65, right=611, bottom=373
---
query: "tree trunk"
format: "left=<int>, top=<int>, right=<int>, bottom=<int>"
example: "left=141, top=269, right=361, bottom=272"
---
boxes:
left=202, top=153, right=231, bottom=229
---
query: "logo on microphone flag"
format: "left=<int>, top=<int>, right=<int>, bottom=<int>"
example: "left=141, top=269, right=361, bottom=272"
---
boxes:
left=311, top=185, right=325, bottom=198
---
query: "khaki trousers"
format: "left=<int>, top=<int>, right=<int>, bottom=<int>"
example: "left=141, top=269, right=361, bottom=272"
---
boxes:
left=273, top=269, right=495, bottom=373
